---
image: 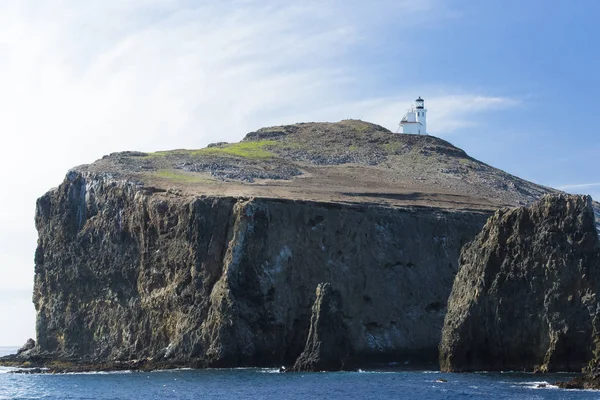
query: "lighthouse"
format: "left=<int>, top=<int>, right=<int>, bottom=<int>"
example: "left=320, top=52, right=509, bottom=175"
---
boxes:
left=399, top=97, right=427, bottom=134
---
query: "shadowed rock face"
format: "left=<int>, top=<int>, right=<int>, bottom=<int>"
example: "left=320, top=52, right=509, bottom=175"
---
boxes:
left=439, top=194, right=600, bottom=373
left=32, top=171, right=487, bottom=367
left=291, top=283, right=352, bottom=372
left=27, top=121, right=569, bottom=370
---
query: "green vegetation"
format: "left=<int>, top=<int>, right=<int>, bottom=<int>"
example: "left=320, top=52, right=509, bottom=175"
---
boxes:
left=144, top=140, right=279, bottom=160
left=154, top=169, right=212, bottom=184
left=193, top=140, right=277, bottom=159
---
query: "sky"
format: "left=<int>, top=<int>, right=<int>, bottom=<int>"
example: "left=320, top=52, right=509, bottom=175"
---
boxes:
left=0, top=0, right=598, bottom=345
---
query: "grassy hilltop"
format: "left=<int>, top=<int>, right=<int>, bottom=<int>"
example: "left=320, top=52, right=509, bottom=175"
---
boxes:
left=77, top=120, right=553, bottom=211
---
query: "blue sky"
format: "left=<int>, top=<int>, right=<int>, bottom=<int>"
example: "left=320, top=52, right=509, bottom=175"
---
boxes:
left=0, top=0, right=598, bottom=345
left=411, top=0, right=600, bottom=190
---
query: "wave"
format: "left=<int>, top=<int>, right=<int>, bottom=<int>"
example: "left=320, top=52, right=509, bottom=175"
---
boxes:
left=149, top=368, right=192, bottom=373
left=62, top=370, right=134, bottom=375
left=257, top=368, right=281, bottom=374
left=511, top=380, right=600, bottom=392
left=512, top=381, right=559, bottom=390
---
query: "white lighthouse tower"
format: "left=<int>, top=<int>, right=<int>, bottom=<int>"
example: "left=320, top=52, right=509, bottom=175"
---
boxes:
left=399, top=97, right=427, bottom=134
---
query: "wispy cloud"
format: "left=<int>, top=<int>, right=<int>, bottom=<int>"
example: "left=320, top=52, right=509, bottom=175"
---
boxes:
left=0, top=0, right=517, bottom=342
left=293, top=94, right=519, bottom=135
left=427, top=95, right=520, bottom=133
left=0, top=0, right=518, bottom=280
left=0, top=0, right=519, bottom=281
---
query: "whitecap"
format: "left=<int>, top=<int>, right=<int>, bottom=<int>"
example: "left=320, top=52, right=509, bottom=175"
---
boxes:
left=149, top=368, right=192, bottom=373
left=63, top=370, right=133, bottom=375
left=257, top=368, right=280, bottom=374
left=509, top=381, right=561, bottom=390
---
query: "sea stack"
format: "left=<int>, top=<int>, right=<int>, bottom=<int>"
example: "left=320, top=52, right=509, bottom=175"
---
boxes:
left=439, top=194, right=600, bottom=373
left=290, top=283, right=353, bottom=372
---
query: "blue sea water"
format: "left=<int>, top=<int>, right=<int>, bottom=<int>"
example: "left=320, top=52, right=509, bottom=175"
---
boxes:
left=1, top=347, right=598, bottom=400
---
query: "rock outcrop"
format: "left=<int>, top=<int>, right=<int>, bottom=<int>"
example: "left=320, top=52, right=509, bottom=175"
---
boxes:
left=16, top=339, right=36, bottom=358
left=557, top=360, right=600, bottom=389
left=439, top=194, right=600, bottom=372
left=18, top=121, right=563, bottom=371
left=291, top=283, right=352, bottom=371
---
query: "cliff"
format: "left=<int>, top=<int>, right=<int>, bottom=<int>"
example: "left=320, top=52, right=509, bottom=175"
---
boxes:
left=439, top=194, right=600, bottom=373
left=26, top=120, right=558, bottom=370
left=33, top=172, right=487, bottom=367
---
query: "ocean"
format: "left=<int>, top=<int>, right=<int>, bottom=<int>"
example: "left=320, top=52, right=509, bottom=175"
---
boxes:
left=1, top=347, right=598, bottom=399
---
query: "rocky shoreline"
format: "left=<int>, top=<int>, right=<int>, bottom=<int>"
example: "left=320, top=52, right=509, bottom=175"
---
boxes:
left=0, top=350, right=592, bottom=390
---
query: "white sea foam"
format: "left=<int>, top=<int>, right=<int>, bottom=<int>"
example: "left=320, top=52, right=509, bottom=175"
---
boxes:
left=512, top=381, right=558, bottom=390
left=63, top=370, right=133, bottom=375
left=149, top=368, right=192, bottom=373
left=355, top=370, right=396, bottom=374
left=511, top=380, right=600, bottom=392
left=258, top=368, right=281, bottom=374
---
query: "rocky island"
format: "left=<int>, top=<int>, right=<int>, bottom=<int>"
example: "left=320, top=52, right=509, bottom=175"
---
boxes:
left=2, top=120, right=562, bottom=372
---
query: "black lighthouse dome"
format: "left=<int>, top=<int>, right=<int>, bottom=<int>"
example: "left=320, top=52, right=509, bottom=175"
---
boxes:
left=415, top=97, right=424, bottom=109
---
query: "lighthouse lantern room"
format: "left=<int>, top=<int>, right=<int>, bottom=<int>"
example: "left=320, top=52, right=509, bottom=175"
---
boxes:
left=399, top=97, right=427, bottom=135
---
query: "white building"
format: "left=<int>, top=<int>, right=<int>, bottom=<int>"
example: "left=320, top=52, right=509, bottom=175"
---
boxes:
left=399, top=97, right=427, bottom=134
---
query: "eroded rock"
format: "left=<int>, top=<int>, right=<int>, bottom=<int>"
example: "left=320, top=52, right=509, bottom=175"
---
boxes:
left=439, top=194, right=600, bottom=372
left=16, top=338, right=35, bottom=357
left=291, top=283, right=352, bottom=372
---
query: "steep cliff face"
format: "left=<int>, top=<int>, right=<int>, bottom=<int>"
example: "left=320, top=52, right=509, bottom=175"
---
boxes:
left=33, top=171, right=487, bottom=367
left=439, top=194, right=600, bottom=373
left=28, top=120, right=563, bottom=370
